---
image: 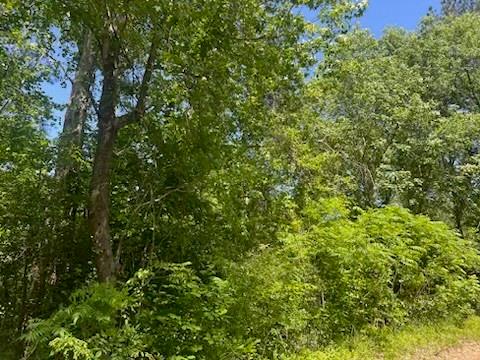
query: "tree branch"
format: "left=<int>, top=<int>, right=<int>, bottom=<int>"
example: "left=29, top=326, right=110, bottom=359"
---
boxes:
left=117, top=34, right=158, bottom=129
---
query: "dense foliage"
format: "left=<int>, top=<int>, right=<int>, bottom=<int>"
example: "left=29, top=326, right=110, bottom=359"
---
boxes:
left=2, top=1, right=480, bottom=359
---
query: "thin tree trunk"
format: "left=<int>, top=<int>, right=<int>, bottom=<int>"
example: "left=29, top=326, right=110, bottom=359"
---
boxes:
left=88, top=36, right=117, bottom=282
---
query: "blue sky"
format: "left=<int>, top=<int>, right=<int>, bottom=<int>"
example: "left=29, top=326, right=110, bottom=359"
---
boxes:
left=45, top=0, right=442, bottom=123
left=360, top=0, right=441, bottom=36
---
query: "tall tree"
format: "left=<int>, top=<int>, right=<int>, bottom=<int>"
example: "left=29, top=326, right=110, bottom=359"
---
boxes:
left=301, top=14, right=480, bottom=235
left=48, top=0, right=365, bottom=282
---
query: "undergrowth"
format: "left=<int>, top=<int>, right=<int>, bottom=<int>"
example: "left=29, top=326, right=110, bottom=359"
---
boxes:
left=288, top=316, right=480, bottom=360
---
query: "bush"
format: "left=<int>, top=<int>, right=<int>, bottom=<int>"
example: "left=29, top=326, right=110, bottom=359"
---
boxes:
left=25, top=284, right=152, bottom=359
left=298, top=204, right=480, bottom=341
left=25, top=203, right=480, bottom=359
left=25, top=263, right=255, bottom=360
left=226, top=244, right=319, bottom=357
left=126, top=262, right=254, bottom=359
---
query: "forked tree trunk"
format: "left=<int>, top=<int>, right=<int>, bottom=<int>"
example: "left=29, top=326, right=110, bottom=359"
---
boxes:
left=88, top=25, right=157, bottom=282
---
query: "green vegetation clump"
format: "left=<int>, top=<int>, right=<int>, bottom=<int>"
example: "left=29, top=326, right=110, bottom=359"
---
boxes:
left=25, top=204, right=480, bottom=359
left=287, top=316, right=480, bottom=360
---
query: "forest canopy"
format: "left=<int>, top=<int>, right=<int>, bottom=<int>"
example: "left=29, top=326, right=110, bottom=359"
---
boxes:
left=1, top=0, right=480, bottom=359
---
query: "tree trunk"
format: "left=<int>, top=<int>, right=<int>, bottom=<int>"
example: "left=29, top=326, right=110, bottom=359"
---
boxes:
left=88, top=36, right=117, bottom=282
left=87, top=24, right=156, bottom=282
left=38, top=32, right=96, bottom=299
left=57, top=31, right=95, bottom=179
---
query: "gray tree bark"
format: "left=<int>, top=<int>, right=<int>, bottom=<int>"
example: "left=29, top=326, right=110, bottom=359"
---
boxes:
left=56, top=32, right=95, bottom=179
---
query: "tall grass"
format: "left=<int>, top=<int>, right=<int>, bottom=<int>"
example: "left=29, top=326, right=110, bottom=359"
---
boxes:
left=287, top=316, right=480, bottom=360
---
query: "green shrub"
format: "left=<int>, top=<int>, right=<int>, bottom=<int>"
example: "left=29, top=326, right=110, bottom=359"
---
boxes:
left=25, top=284, right=152, bottom=359
left=25, top=203, right=480, bottom=359
left=226, top=245, right=319, bottom=357
left=126, top=262, right=255, bottom=359
left=298, top=204, right=480, bottom=341
left=25, top=263, right=255, bottom=360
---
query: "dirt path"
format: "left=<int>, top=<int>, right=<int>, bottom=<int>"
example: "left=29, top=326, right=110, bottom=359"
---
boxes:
left=411, top=341, right=480, bottom=359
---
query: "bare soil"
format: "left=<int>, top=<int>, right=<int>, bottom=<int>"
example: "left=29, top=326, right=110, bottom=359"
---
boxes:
left=410, top=341, right=480, bottom=359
